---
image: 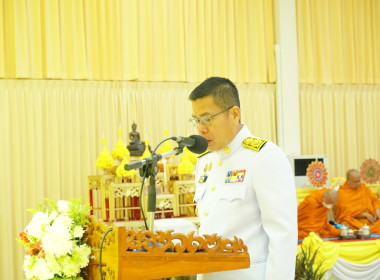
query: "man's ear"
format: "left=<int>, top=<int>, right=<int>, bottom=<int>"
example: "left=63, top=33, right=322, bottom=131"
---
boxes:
left=231, top=106, right=241, bottom=122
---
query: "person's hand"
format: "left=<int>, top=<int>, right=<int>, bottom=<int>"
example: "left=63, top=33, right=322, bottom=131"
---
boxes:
left=356, top=212, right=376, bottom=223
left=364, top=212, right=376, bottom=223
left=375, top=209, right=380, bottom=221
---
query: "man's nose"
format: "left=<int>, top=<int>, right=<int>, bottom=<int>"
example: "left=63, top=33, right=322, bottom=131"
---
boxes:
left=197, top=123, right=208, bottom=134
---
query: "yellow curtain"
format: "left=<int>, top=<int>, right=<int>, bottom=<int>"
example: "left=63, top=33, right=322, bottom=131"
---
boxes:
left=0, top=79, right=276, bottom=280
left=299, top=84, right=380, bottom=178
left=297, top=0, right=380, bottom=181
left=296, top=0, right=380, bottom=84
left=0, top=0, right=276, bottom=83
left=0, top=1, right=278, bottom=279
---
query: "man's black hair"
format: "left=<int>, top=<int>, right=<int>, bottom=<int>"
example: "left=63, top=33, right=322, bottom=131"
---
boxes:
left=189, top=77, right=240, bottom=109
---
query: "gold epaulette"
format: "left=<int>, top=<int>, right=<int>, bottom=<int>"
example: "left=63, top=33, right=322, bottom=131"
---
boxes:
left=242, top=137, right=267, bottom=152
left=197, top=151, right=210, bottom=158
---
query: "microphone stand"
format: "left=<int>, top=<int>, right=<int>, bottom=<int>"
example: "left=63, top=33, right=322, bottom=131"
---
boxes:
left=125, top=147, right=183, bottom=231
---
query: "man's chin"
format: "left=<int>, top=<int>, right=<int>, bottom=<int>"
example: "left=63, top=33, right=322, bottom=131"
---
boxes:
left=207, top=142, right=216, bottom=152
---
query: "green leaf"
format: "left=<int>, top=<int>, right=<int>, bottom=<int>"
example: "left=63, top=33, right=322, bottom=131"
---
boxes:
left=295, top=245, right=327, bottom=280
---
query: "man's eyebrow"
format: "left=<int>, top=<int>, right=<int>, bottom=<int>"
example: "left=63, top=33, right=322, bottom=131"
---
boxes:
left=192, top=112, right=211, bottom=118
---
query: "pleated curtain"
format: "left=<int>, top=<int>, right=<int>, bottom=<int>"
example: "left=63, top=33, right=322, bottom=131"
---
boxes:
left=0, top=0, right=276, bottom=83
left=1, top=0, right=380, bottom=279
left=0, top=1, right=276, bottom=279
left=296, top=0, right=380, bottom=177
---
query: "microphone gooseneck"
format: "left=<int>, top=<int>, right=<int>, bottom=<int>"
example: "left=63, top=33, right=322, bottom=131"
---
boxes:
left=123, top=134, right=207, bottom=232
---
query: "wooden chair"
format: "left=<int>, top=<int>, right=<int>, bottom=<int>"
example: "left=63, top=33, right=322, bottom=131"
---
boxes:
left=108, top=182, right=143, bottom=221
left=173, top=180, right=196, bottom=217
left=88, top=175, right=103, bottom=218
left=100, top=175, right=116, bottom=221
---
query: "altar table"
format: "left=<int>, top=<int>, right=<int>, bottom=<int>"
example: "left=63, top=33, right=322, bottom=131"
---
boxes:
left=298, top=233, right=380, bottom=280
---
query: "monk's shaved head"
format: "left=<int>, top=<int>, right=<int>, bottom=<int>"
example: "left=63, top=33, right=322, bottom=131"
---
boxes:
left=346, top=169, right=360, bottom=180
left=323, top=190, right=338, bottom=205
left=346, top=169, right=361, bottom=190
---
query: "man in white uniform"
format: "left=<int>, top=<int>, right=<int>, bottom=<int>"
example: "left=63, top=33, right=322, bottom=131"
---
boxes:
left=189, top=77, right=298, bottom=280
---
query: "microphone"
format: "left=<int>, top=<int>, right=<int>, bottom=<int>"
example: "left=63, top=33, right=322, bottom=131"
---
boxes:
left=172, top=135, right=208, bottom=154
left=124, top=135, right=207, bottom=171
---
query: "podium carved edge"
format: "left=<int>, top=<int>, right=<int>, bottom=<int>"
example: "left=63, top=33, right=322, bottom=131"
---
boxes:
left=85, top=216, right=250, bottom=280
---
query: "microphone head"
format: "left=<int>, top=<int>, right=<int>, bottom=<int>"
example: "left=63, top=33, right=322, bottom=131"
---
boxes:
left=188, top=135, right=208, bottom=154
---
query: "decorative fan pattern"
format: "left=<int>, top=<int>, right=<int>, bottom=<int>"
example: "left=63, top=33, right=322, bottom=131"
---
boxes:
left=307, top=161, right=328, bottom=188
left=360, top=158, right=380, bottom=184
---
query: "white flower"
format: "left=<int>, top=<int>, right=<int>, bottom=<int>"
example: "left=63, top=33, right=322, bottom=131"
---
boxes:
left=42, top=223, right=73, bottom=257
left=48, top=210, right=58, bottom=222
left=44, top=255, right=61, bottom=276
left=20, top=199, right=91, bottom=280
left=72, top=243, right=92, bottom=268
left=57, top=200, right=70, bottom=213
left=23, top=255, right=34, bottom=279
left=53, top=214, right=73, bottom=229
left=73, top=225, right=84, bottom=238
left=31, top=258, right=55, bottom=280
left=25, top=211, right=50, bottom=238
left=60, top=255, right=81, bottom=277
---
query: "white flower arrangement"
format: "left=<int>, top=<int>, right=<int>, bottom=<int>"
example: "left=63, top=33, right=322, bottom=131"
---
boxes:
left=18, top=199, right=92, bottom=280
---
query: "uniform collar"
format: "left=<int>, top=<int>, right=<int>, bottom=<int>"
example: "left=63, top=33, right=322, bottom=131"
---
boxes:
left=217, top=124, right=251, bottom=159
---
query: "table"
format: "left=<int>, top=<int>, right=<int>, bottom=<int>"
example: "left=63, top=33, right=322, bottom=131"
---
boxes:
left=298, top=233, right=380, bottom=280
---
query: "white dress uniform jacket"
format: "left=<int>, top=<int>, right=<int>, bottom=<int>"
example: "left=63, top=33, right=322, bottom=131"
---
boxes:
left=194, top=125, right=297, bottom=280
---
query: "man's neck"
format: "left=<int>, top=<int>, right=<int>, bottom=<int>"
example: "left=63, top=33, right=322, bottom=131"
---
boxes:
left=221, top=123, right=244, bottom=150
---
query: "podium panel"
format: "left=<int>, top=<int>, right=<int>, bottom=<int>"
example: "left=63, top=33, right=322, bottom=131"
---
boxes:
left=85, top=216, right=250, bottom=280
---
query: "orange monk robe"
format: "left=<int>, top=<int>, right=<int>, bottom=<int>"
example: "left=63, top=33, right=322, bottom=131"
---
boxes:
left=335, top=182, right=380, bottom=233
left=297, top=188, right=340, bottom=239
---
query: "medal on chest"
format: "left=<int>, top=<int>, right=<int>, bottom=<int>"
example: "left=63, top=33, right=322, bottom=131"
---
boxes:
left=225, top=170, right=246, bottom=183
left=199, top=162, right=212, bottom=183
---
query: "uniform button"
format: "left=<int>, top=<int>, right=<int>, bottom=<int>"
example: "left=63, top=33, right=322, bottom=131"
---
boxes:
left=211, top=186, right=215, bottom=191
left=204, top=211, right=209, bottom=217
left=224, top=147, right=231, bottom=154
left=218, top=161, right=223, bottom=166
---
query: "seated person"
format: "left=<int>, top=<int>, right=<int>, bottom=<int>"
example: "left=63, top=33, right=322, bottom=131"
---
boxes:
left=335, top=169, right=380, bottom=233
left=298, top=188, right=340, bottom=239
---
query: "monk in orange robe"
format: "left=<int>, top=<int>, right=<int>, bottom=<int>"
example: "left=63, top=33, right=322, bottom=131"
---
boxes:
left=298, top=188, right=340, bottom=239
left=335, top=169, right=380, bottom=233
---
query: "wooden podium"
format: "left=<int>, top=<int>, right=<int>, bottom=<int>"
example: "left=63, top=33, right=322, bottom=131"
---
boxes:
left=85, top=216, right=250, bottom=280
